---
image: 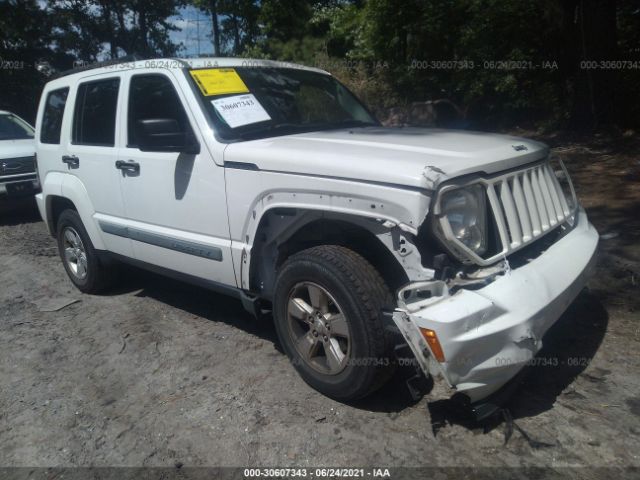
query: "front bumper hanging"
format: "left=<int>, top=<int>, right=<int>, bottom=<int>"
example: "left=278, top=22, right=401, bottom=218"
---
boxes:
left=391, top=208, right=599, bottom=405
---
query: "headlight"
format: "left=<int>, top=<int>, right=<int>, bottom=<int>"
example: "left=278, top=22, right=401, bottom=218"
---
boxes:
left=440, top=184, right=488, bottom=255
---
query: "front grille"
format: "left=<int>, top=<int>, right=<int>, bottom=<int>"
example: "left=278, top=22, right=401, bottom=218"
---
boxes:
left=487, top=162, right=573, bottom=251
left=435, top=159, right=577, bottom=266
left=0, top=156, right=36, bottom=176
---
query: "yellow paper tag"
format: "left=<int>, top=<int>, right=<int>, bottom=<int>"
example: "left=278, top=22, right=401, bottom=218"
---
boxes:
left=189, top=68, right=249, bottom=96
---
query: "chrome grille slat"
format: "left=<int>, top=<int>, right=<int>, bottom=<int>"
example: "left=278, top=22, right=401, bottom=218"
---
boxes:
left=543, top=164, right=564, bottom=222
left=521, top=172, right=542, bottom=236
left=511, top=175, right=532, bottom=242
left=499, top=180, right=522, bottom=247
left=486, top=183, right=510, bottom=250
left=553, top=171, right=571, bottom=216
left=536, top=166, right=557, bottom=227
left=530, top=168, right=551, bottom=230
left=0, top=156, right=35, bottom=177
left=484, top=160, right=575, bottom=261
left=553, top=166, right=569, bottom=217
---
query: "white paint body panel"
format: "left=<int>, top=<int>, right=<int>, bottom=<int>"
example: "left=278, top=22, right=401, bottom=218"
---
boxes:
left=223, top=127, right=549, bottom=190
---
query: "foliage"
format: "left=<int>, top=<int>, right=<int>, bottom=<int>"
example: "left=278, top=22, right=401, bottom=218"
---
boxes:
left=1, top=0, right=639, bottom=130
left=0, top=0, right=58, bottom=122
left=47, top=0, right=185, bottom=60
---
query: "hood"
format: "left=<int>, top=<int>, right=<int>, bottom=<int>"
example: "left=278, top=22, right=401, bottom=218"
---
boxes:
left=223, top=127, right=549, bottom=190
left=0, top=138, right=35, bottom=160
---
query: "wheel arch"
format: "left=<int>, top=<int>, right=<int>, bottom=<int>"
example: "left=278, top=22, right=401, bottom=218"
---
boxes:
left=246, top=207, right=435, bottom=301
left=44, top=174, right=105, bottom=250
left=46, top=195, right=76, bottom=236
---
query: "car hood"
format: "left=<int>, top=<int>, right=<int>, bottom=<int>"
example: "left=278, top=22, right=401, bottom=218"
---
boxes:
left=0, top=138, right=35, bottom=160
left=223, top=127, right=549, bottom=190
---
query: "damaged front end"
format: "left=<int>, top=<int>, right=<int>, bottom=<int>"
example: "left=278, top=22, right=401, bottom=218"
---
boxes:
left=387, top=159, right=599, bottom=415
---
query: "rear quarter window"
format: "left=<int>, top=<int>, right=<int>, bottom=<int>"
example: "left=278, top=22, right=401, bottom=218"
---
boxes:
left=72, top=78, right=120, bottom=147
left=40, top=88, right=69, bottom=144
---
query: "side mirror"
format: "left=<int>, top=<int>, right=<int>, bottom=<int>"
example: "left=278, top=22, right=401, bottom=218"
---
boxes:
left=135, top=118, right=200, bottom=154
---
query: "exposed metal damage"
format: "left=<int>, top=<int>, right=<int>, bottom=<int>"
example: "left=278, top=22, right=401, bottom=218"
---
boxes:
left=422, top=165, right=447, bottom=190
left=242, top=192, right=436, bottom=298
left=391, top=208, right=598, bottom=405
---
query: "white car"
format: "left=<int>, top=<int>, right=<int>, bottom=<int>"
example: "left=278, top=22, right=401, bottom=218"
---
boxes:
left=34, top=58, right=598, bottom=415
left=0, top=110, right=38, bottom=198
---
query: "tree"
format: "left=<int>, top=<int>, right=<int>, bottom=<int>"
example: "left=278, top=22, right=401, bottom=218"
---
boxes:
left=259, top=0, right=313, bottom=42
left=48, top=0, right=184, bottom=61
left=193, top=0, right=222, bottom=57
left=190, top=0, right=259, bottom=55
left=0, top=0, right=60, bottom=122
left=191, top=0, right=222, bottom=55
left=220, top=0, right=259, bottom=55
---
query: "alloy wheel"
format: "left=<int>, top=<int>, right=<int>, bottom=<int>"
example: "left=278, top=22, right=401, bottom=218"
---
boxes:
left=286, top=282, right=351, bottom=375
left=62, top=226, right=88, bottom=280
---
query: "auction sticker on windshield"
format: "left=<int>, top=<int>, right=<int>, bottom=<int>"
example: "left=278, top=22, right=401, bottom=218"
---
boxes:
left=211, top=94, right=271, bottom=128
left=190, top=68, right=249, bottom=96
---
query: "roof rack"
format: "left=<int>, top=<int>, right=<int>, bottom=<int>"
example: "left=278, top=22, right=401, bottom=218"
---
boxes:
left=51, top=54, right=149, bottom=80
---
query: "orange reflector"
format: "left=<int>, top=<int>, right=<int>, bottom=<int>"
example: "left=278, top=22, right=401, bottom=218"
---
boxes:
left=419, top=328, right=446, bottom=362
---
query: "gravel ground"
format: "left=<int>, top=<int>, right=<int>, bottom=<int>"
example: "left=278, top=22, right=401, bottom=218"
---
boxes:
left=0, top=138, right=639, bottom=477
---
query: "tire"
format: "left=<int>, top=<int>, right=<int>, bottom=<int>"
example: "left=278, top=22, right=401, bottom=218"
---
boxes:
left=273, top=245, right=396, bottom=401
left=56, top=209, right=115, bottom=293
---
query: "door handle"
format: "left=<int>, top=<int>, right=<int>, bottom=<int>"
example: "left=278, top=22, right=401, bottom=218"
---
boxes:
left=115, top=160, right=140, bottom=174
left=61, top=155, right=79, bottom=169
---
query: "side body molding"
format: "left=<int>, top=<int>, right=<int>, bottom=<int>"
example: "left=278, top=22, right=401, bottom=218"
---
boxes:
left=98, top=221, right=223, bottom=261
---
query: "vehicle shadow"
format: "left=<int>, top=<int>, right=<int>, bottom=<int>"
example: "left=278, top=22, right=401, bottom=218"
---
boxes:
left=107, top=264, right=281, bottom=346
left=100, top=263, right=609, bottom=420
left=0, top=196, right=41, bottom=226
left=425, top=289, right=609, bottom=435
left=106, top=264, right=436, bottom=413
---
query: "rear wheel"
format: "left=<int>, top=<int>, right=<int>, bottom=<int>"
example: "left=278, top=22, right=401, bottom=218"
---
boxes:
left=56, top=209, right=115, bottom=293
left=273, top=245, right=395, bottom=401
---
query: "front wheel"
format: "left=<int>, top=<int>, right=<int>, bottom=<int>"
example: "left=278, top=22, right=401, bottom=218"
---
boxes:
left=273, top=245, right=395, bottom=401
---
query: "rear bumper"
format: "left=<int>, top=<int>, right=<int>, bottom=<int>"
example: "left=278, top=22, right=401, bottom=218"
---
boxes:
left=392, top=208, right=598, bottom=403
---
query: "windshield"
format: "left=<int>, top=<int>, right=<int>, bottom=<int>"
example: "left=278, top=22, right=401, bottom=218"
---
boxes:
left=0, top=113, right=34, bottom=140
left=188, top=67, right=379, bottom=141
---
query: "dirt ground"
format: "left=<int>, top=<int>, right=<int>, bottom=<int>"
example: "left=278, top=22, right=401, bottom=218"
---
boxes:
left=0, top=134, right=639, bottom=477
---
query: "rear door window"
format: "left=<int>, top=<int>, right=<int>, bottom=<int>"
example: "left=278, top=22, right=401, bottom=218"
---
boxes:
left=40, top=88, right=69, bottom=144
left=72, top=78, right=120, bottom=146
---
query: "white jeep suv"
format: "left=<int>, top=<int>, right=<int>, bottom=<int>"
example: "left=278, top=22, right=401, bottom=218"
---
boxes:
left=34, top=58, right=598, bottom=412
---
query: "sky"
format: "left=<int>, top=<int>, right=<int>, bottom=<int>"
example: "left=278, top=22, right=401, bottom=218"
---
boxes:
left=170, top=6, right=216, bottom=57
left=35, top=1, right=220, bottom=60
